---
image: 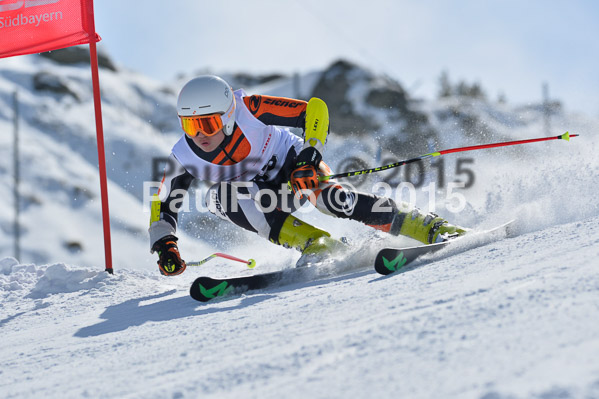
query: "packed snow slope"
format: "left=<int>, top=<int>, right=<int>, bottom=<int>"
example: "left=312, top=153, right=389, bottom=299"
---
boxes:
left=1, top=215, right=599, bottom=399
left=2, top=49, right=599, bottom=398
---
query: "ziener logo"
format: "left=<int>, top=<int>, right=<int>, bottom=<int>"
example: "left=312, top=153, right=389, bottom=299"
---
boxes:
left=0, top=0, right=60, bottom=13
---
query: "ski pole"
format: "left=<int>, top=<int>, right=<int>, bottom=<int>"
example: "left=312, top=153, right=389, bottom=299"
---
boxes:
left=187, top=253, right=256, bottom=269
left=319, top=131, right=579, bottom=181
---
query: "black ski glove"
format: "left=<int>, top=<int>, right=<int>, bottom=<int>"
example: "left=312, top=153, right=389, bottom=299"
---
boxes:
left=152, top=235, right=186, bottom=276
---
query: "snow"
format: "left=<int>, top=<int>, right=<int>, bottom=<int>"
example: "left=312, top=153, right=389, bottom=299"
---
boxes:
left=2, top=53, right=599, bottom=398
left=1, top=216, right=599, bottom=398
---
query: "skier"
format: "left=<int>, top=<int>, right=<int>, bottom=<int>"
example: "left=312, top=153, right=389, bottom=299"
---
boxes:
left=149, top=75, right=466, bottom=276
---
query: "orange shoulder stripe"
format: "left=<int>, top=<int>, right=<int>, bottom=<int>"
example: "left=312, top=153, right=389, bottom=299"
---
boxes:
left=243, top=95, right=307, bottom=127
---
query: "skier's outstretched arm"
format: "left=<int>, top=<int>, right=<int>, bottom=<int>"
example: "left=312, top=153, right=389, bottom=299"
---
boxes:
left=149, top=154, right=194, bottom=276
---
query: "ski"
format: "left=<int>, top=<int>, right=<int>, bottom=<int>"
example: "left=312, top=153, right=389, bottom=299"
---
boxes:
left=189, top=244, right=378, bottom=302
left=189, top=240, right=380, bottom=302
left=374, top=220, right=515, bottom=275
left=190, top=221, right=515, bottom=301
left=189, top=263, right=328, bottom=302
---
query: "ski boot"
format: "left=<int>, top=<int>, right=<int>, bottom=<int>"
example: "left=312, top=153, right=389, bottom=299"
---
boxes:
left=389, top=207, right=467, bottom=244
left=273, top=215, right=346, bottom=266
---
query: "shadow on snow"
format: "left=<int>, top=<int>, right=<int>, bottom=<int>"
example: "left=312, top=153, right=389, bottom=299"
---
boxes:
left=74, top=289, right=274, bottom=338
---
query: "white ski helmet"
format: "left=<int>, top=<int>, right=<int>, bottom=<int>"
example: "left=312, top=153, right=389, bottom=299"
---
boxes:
left=177, top=75, right=236, bottom=136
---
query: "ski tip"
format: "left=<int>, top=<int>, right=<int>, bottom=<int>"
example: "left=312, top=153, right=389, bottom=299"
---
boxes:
left=190, top=276, right=231, bottom=302
left=189, top=279, right=210, bottom=302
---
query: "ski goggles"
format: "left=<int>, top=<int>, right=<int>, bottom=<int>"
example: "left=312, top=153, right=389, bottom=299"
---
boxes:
left=179, top=114, right=223, bottom=137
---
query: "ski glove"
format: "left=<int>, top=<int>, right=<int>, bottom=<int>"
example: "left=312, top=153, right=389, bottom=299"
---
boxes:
left=152, top=235, right=187, bottom=276
left=290, top=146, right=322, bottom=199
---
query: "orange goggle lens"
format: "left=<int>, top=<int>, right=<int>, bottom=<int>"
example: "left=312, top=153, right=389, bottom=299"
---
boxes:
left=180, top=114, right=223, bottom=137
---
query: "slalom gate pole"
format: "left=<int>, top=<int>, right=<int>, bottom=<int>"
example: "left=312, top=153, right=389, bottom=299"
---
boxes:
left=86, top=3, right=113, bottom=274
left=319, top=132, right=579, bottom=181
left=188, top=253, right=256, bottom=269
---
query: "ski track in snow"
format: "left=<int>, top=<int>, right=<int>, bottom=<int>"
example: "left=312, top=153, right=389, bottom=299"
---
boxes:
left=1, top=216, right=599, bottom=399
left=2, top=55, right=599, bottom=398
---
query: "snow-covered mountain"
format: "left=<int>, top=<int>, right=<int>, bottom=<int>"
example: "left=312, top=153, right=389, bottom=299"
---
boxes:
left=1, top=47, right=599, bottom=398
